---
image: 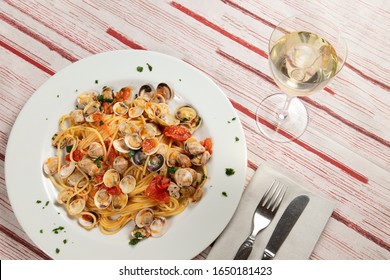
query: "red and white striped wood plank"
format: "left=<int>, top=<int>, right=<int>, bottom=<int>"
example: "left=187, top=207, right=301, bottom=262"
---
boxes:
left=0, top=0, right=389, bottom=260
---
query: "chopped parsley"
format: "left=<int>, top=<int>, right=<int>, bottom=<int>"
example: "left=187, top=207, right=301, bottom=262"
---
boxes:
left=222, top=191, right=228, bottom=197
left=129, top=232, right=146, bottom=245
left=228, top=117, right=237, bottom=124
left=36, top=200, right=42, bottom=204
left=97, top=95, right=113, bottom=103
left=63, top=239, right=67, bottom=244
left=42, top=201, right=50, bottom=209
left=235, top=136, right=240, bottom=142
left=93, top=156, right=103, bottom=168
left=146, top=63, right=153, bottom=71
left=66, top=145, right=73, bottom=153
left=95, top=79, right=99, bottom=84
left=55, top=248, right=60, bottom=254
left=168, top=166, right=177, bottom=174
left=225, top=168, right=235, bottom=176
left=40, top=229, right=43, bottom=234
left=99, top=120, right=104, bottom=126
left=52, top=226, right=65, bottom=234
left=136, top=66, right=143, bottom=72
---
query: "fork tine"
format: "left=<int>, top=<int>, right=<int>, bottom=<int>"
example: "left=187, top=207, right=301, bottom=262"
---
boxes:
left=259, top=180, right=276, bottom=206
left=265, top=181, right=282, bottom=209
left=271, top=184, right=286, bottom=212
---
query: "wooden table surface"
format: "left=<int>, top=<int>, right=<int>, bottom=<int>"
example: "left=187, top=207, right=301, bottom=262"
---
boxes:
left=0, top=0, right=389, bottom=260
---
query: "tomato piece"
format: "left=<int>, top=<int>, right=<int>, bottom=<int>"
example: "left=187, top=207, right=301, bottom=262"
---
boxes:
left=105, top=186, right=122, bottom=195
left=106, top=147, right=117, bottom=166
left=146, top=176, right=170, bottom=203
left=163, top=125, right=192, bottom=142
left=142, top=138, right=158, bottom=154
left=71, top=149, right=85, bottom=162
left=115, top=87, right=132, bottom=102
left=200, top=138, right=213, bottom=154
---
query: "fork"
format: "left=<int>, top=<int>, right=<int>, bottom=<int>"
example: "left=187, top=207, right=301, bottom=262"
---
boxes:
left=234, top=180, right=286, bottom=260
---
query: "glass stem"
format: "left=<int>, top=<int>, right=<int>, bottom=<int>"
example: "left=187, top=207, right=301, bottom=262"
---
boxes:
left=278, top=94, right=294, bottom=120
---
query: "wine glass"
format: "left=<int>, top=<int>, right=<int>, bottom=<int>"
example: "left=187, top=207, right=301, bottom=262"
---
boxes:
left=256, top=14, right=347, bottom=142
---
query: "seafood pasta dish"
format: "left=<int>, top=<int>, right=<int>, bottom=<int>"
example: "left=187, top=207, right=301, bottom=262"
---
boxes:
left=43, top=83, right=212, bottom=244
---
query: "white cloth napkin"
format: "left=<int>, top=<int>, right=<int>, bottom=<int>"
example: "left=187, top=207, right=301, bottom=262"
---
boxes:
left=207, top=162, right=335, bottom=260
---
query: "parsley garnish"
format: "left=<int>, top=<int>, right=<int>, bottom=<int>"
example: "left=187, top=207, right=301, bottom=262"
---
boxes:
left=225, top=168, right=235, bottom=176
left=129, top=232, right=146, bottom=245
left=136, top=66, right=143, bottom=72
left=55, top=248, right=60, bottom=254
left=99, top=120, right=104, bottom=126
left=40, top=229, right=43, bottom=234
left=168, top=166, right=177, bottom=174
left=63, top=239, right=67, bottom=244
left=66, top=145, right=73, bottom=153
left=235, top=137, right=240, bottom=142
left=222, top=191, right=228, bottom=197
left=95, top=79, right=98, bottom=84
left=147, top=63, right=153, bottom=71
left=93, top=156, right=103, bottom=168
left=97, top=95, right=113, bottom=103
left=52, top=226, right=65, bottom=234
left=36, top=200, right=42, bottom=204
left=228, top=117, right=237, bottom=124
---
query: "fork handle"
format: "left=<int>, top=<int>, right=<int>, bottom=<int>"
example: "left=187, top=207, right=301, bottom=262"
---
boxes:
left=234, top=236, right=255, bottom=260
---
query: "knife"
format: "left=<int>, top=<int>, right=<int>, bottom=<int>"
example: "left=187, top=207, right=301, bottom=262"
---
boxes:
left=261, top=195, right=309, bottom=260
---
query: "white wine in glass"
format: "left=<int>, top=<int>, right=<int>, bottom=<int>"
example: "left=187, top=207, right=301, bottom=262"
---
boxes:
left=256, top=14, right=347, bottom=142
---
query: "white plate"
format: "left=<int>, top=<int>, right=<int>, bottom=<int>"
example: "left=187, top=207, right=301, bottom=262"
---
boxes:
left=5, top=50, right=247, bottom=259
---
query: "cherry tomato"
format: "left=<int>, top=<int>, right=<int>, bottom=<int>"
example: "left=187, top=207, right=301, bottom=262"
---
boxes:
left=200, top=138, right=213, bottom=154
left=65, top=149, right=85, bottom=162
left=115, top=87, right=132, bottom=102
left=105, top=186, right=122, bottom=195
left=146, top=176, right=170, bottom=203
left=163, top=125, right=192, bottom=142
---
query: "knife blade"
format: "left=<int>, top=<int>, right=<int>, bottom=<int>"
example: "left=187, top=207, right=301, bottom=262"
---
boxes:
left=261, top=195, right=309, bottom=260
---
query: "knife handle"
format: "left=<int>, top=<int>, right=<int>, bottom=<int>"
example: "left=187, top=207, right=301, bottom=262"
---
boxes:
left=234, top=236, right=255, bottom=260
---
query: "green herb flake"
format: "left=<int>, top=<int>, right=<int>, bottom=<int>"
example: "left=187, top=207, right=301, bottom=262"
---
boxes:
left=168, top=166, right=177, bottom=174
left=36, top=200, right=42, bottom=204
left=56, top=94, right=60, bottom=98
left=66, top=145, right=73, bottom=153
left=40, top=229, right=43, bottom=234
left=225, top=168, right=235, bottom=176
left=52, top=226, right=65, bottom=234
left=55, top=248, right=60, bottom=254
left=222, top=191, right=228, bottom=197
left=63, top=239, right=67, bottom=244
left=129, top=232, right=146, bottom=245
left=99, top=120, right=104, bottom=126
left=95, top=79, right=99, bottom=84
left=93, top=156, right=103, bottom=168
left=146, top=63, right=153, bottom=71
left=136, top=66, right=143, bottom=72
left=235, top=137, right=240, bottom=142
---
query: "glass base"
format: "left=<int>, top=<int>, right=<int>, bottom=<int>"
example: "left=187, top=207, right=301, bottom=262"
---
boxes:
left=256, top=93, right=308, bottom=143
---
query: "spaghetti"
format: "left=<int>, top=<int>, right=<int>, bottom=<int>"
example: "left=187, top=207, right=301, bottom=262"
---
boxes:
left=43, top=83, right=212, bottom=243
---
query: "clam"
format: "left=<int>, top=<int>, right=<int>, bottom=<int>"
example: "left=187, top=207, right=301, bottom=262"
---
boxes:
left=192, top=188, right=204, bottom=202
left=113, top=138, right=131, bottom=153
left=128, top=106, right=144, bottom=119
left=142, top=137, right=160, bottom=155
left=150, top=94, right=166, bottom=104
left=146, top=154, right=165, bottom=172
left=177, top=153, right=192, bottom=168
left=78, top=212, right=97, bottom=230
left=168, top=182, right=180, bottom=199
left=135, top=208, right=154, bottom=228
left=103, top=169, right=120, bottom=188
left=77, top=92, right=98, bottom=108
left=57, top=188, right=75, bottom=204
left=174, top=168, right=193, bottom=187
left=157, top=113, right=180, bottom=126
left=113, top=156, right=129, bottom=174
left=124, top=133, right=142, bottom=150
left=43, top=157, right=58, bottom=175
left=68, top=198, right=86, bottom=216
left=66, top=170, right=84, bottom=186
left=180, top=186, right=196, bottom=198
left=119, top=122, right=139, bottom=135
left=138, top=84, right=155, bottom=101
left=139, top=123, right=157, bottom=139
left=144, top=102, right=161, bottom=119
left=83, top=101, right=101, bottom=116
left=150, top=216, right=167, bottom=237
left=59, top=162, right=76, bottom=180
left=175, top=105, right=197, bottom=123
left=113, top=102, right=128, bottom=115
left=156, top=83, right=173, bottom=101
left=87, top=142, right=104, bottom=159
left=119, top=175, right=136, bottom=194
left=112, top=193, right=128, bottom=211
left=132, top=150, right=148, bottom=166
left=131, top=227, right=150, bottom=239
left=70, top=109, right=85, bottom=123
left=184, top=138, right=205, bottom=156
left=191, top=151, right=211, bottom=166
left=94, top=188, right=112, bottom=209
left=85, top=112, right=103, bottom=123
left=78, top=157, right=104, bottom=176
left=101, top=86, right=114, bottom=100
